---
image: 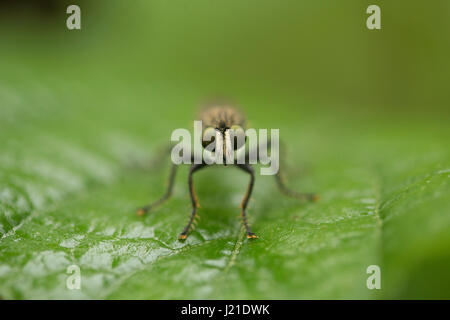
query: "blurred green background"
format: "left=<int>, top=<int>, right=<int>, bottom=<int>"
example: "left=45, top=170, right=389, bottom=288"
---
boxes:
left=0, top=1, right=449, bottom=299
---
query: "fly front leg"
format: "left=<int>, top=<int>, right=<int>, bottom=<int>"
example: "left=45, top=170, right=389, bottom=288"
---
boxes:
left=137, top=163, right=178, bottom=216
left=178, top=163, right=206, bottom=240
left=236, top=164, right=258, bottom=239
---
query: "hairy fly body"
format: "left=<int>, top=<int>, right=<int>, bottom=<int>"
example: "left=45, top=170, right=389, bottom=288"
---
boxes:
left=137, top=104, right=318, bottom=240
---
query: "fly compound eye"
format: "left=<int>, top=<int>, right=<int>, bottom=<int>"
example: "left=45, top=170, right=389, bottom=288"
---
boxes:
left=230, top=125, right=246, bottom=150
left=202, top=127, right=216, bottom=150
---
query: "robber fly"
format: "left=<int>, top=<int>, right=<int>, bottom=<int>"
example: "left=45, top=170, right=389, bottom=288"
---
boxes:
left=136, top=104, right=318, bottom=240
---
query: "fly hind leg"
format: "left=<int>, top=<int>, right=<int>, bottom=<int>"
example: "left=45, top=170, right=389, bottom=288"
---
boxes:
left=245, top=139, right=319, bottom=202
left=275, top=169, right=319, bottom=202
left=137, top=163, right=178, bottom=216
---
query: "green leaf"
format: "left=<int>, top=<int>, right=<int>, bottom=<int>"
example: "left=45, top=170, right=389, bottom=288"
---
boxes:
left=1, top=72, right=448, bottom=299
left=1, top=1, right=449, bottom=300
